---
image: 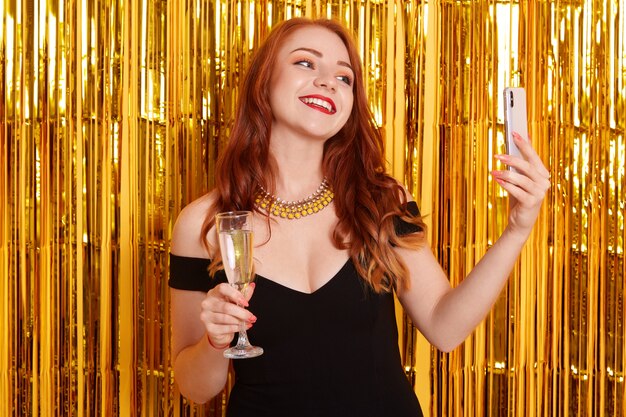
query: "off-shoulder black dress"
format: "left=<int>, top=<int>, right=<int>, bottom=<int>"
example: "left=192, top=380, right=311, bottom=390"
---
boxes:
left=169, top=202, right=425, bottom=417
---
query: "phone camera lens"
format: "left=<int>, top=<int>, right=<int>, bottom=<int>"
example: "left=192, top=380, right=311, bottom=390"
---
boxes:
left=509, top=91, right=514, bottom=107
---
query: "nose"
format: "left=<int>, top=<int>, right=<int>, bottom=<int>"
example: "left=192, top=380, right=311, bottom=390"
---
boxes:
left=313, top=71, right=337, bottom=92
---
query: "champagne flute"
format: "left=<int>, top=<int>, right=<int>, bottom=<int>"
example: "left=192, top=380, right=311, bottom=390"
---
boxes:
left=215, top=211, right=263, bottom=359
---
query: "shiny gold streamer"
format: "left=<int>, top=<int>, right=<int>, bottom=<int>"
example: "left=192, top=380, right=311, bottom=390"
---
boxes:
left=1, top=0, right=624, bottom=416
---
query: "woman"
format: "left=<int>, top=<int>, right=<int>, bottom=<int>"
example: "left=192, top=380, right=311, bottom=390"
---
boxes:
left=169, top=18, right=550, bottom=417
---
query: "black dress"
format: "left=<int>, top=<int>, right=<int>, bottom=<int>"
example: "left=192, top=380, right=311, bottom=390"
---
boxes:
left=169, top=202, right=425, bottom=417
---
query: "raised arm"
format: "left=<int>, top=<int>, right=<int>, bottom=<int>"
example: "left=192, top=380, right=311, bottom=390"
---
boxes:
left=397, top=132, right=550, bottom=352
left=169, top=196, right=256, bottom=403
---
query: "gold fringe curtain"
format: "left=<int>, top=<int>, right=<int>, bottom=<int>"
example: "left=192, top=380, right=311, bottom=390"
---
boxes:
left=0, top=1, right=624, bottom=417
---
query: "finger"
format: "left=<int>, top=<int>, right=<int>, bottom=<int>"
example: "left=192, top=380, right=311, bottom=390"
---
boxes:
left=491, top=170, right=549, bottom=203
left=494, top=164, right=551, bottom=195
left=205, top=318, right=254, bottom=334
left=200, top=308, right=256, bottom=345
left=512, top=133, right=551, bottom=178
left=205, top=320, right=254, bottom=333
left=201, top=308, right=242, bottom=326
left=205, top=317, right=255, bottom=334
left=204, top=322, right=241, bottom=337
left=212, top=282, right=249, bottom=307
left=495, top=152, right=550, bottom=189
left=242, top=282, right=256, bottom=302
left=205, top=321, right=254, bottom=347
left=201, top=297, right=257, bottom=324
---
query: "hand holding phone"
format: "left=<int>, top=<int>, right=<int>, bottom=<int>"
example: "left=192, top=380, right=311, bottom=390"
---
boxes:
left=503, top=87, right=529, bottom=171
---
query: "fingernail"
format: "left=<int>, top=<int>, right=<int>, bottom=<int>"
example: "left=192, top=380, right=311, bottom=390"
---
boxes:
left=249, top=315, right=257, bottom=323
left=513, top=132, right=526, bottom=142
left=494, top=154, right=507, bottom=161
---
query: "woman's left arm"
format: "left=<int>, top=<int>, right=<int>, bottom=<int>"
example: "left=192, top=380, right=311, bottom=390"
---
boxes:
left=396, top=132, right=550, bottom=352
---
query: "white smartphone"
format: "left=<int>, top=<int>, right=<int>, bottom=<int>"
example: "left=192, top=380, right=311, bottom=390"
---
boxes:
left=503, top=87, right=529, bottom=170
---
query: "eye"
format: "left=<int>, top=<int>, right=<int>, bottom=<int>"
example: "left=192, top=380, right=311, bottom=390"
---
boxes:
left=336, top=75, right=352, bottom=86
left=294, top=59, right=314, bottom=69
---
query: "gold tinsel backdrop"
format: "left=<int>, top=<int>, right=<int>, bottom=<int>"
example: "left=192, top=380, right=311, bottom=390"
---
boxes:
left=1, top=0, right=624, bottom=416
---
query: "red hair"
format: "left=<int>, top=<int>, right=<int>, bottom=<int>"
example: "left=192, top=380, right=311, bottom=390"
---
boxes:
left=202, top=18, right=425, bottom=292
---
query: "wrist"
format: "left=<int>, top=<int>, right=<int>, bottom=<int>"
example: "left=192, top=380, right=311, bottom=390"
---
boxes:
left=207, top=334, right=230, bottom=350
left=501, top=225, right=531, bottom=247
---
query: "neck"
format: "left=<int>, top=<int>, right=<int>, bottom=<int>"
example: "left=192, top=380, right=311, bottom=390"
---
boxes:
left=269, top=135, right=326, bottom=201
left=273, top=174, right=326, bottom=202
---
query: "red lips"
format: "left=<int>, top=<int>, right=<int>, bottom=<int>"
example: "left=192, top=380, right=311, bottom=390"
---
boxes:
left=299, top=95, right=336, bottom=114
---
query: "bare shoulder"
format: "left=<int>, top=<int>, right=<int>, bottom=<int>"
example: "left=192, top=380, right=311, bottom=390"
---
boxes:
left=170, top=191, right=216, bottom=258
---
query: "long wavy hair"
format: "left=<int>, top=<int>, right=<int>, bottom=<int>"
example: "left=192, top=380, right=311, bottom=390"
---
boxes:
left=202, top=17, right=426, bottom=292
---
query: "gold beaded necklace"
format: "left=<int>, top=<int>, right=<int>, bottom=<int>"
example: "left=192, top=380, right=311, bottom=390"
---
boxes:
left=254, top=177, right=334, bottom=220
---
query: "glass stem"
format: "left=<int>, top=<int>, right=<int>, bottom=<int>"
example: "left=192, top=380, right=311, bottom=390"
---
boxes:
left=234, top=288, right=251, bottom=348
left=235, top=320, right=251, bottom=348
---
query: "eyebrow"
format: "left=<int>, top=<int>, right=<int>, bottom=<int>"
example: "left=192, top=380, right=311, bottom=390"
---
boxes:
left=290, top=47, right=354, bottom=73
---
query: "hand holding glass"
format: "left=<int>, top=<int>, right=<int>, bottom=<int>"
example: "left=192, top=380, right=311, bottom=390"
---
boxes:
left=215, top=211, right=263, bottom=359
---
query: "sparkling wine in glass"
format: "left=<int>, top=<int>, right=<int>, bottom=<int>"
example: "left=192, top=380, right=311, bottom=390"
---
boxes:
left=215, top=211, right=263, bottom=359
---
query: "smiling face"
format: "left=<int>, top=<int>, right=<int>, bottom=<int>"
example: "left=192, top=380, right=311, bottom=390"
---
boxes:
left=268, top=25, right=355, bottom=143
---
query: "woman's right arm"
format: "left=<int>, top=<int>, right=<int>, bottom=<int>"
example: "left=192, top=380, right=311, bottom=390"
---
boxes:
left=169, top=196, right=256, bottom=403
left=170, top=288, right=231, bottom=403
